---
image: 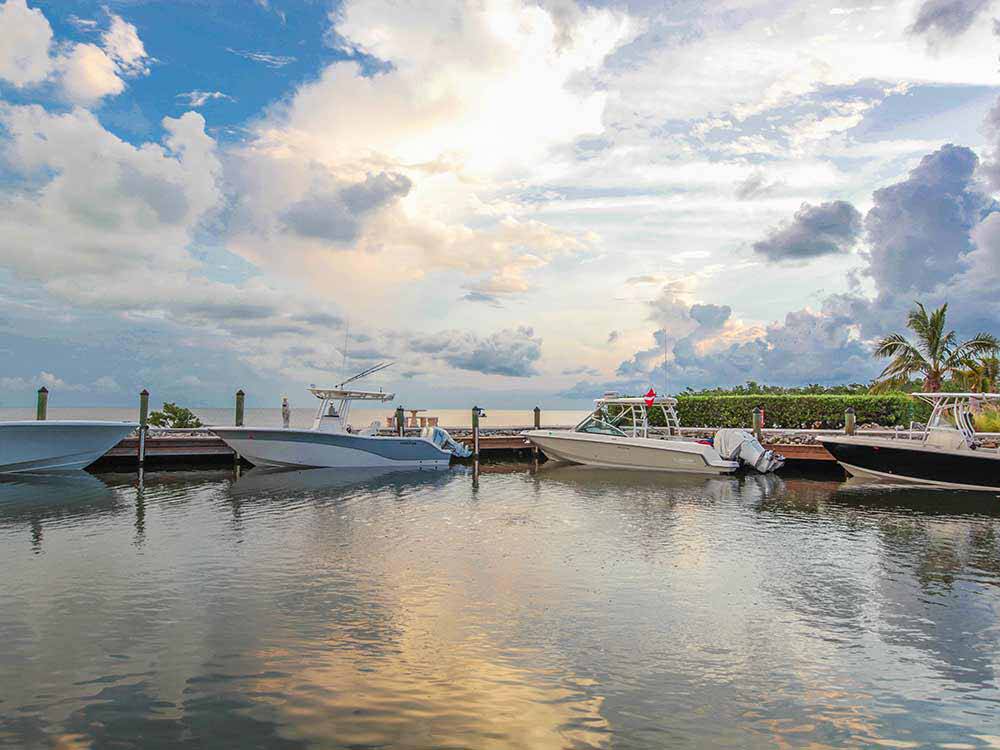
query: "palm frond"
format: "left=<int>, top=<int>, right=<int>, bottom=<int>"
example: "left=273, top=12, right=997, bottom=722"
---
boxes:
left=873, top=333, right=920, bottom=360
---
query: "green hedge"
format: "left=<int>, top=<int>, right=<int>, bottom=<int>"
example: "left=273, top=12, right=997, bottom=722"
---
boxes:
left=662, top=394, right=930, bottom=429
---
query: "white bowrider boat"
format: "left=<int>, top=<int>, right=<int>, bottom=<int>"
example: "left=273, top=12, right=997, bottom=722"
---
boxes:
left=522, top=393, right=783, bottom=475
left=819, top=393, right=1000, bottom=491
left=0, top=421, right=138, bottom=473
left=211, top=364, right=471, bottom=469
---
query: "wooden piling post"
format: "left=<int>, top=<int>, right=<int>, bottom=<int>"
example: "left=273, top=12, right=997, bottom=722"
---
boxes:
left=752, top=406, right=763, bottom=442
left=138, top=389, right=149, bottom=466
left=845, top=406, right=856, bottom=436
left=532, top=406, right=541, bottom=462
left=472, top=406, right=484, bottom=459
left=395, top=406, right=405, bottom=437
left=36, top=386, right=48, bottom=421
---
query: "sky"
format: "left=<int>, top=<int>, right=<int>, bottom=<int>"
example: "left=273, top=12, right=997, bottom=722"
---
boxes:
left=1, top=0, right=999, bottom=409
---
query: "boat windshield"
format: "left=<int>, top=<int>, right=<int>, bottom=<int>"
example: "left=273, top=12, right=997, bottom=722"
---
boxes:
left=575, top=415, right=627, bottom=437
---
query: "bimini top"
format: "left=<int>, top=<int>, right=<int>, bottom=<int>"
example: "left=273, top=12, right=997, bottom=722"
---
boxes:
left=308, top=387, right=395, bottom=402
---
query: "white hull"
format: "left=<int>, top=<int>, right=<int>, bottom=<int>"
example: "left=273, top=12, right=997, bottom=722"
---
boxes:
left=838, top=462, right=1000, bottom=492
left=523, top=430, right=737, bottom=474
left=212, top=428, right=452, bottom=469
left=0, top=421, right=138, bottom=473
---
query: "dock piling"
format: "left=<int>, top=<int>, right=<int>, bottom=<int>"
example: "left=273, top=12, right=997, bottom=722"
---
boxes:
left=472, top=406, right=486, bottom=459
left=752, top=406, right=763, bottom=442
left=138, top=389, right=149, bottom=466
left=532, top=406, right=540, bottom=462
left=36, top=386, right=48, bottom=421
left=235, top=390, right=245, bottom=427
left=845, top=406, right=856, bottom=436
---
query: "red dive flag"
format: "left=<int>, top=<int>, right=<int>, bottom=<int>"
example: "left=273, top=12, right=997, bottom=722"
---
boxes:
left=644, top=387, right=656, bottom=407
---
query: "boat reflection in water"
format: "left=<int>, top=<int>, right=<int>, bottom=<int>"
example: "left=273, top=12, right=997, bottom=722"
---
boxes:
left=0, top=471, right=121, bottom=552
left=534, top=461, right=787, bottom=502
left=229, top=465, right=455, bottom=498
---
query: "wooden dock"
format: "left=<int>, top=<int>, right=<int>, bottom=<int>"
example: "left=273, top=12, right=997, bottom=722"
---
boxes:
left=94, top=432, right=834, bottom=466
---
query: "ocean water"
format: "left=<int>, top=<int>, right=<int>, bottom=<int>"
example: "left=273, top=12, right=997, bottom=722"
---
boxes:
left=1, top=465, right=999, bottom=748
left=0, top=407, right=588, bottom=430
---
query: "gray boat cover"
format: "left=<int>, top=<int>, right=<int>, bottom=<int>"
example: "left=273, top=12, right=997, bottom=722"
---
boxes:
left=714, top=429, right=784, bottom=473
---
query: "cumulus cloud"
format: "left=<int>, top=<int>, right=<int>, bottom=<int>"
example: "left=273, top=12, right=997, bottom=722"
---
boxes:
left=60, top=43, right=126, bottom=103
left=224, top=0, right=631, bottom=309
left=908, top=0, right=991, bottom=48
left=864, top=144, right=996, bottom=298
left=980, top=97, right=1000, bottom=191
left=280, top=172, right=412, bottom=243
left=594, top=138, right=1000, bottom=394
left=753, top=200, right=862, bottom=262
left=0, top=0, right=53, bottom=87
left=0, top=3, right=149, bottom=104
left=410, top=326, right=542, bottom=377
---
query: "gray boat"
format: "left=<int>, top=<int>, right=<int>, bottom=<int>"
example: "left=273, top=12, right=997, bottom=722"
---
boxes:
left=0, top=420, right=138, bottom=473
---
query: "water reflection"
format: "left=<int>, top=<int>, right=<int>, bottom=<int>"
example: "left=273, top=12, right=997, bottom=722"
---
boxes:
left=1, top=466, right=999, bottom=748
left=229, top=465, right=453, bottom=498
left=0, top=472, right=121, bottom=552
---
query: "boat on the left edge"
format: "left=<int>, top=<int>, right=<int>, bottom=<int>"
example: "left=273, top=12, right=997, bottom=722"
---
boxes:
left=0, top=421, right=139, bottom=473
left=211, top=363, right=471, bottom=469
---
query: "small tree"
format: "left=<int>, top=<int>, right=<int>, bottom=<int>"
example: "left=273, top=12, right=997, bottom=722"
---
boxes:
left=872, top=302, right=999, bottom=393
left=148, top=402, right=203, bottom=428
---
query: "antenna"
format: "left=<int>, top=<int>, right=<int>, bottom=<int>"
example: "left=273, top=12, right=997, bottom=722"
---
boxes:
left=340, top=318, right=350, bottom=381
left=337, top=361, right=394, bottom=389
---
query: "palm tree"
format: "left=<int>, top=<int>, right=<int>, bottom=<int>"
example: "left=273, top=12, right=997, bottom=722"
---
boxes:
left=959, top=355, right=1000, bottom=393
left=872, top=302, right=1000, bottom=393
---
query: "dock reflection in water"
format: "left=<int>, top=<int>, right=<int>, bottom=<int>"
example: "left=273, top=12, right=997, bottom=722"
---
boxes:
left=1, top=465, right=999, bottom=748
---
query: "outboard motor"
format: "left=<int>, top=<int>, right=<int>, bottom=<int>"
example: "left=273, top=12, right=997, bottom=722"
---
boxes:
left=713, top=429, right=784, bottom=473
left=421, top=426, right=473, bottom=459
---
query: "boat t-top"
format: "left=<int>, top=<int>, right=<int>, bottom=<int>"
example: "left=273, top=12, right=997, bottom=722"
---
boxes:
left=211, top=363, right=470, bottom=469
left=522, top=392, right=783, bottom=474
left=819, top=392, right=1000, bottom=490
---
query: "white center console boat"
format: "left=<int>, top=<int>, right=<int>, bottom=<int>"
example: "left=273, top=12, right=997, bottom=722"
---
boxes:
left=0, top=421, right=139, bottom=473
left=212, top=366, right=470, bottom=469
left=522, top=394, right=783, bottom=475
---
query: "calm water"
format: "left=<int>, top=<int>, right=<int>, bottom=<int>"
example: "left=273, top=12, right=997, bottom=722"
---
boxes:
left=1, top=466, right=999, bottom=749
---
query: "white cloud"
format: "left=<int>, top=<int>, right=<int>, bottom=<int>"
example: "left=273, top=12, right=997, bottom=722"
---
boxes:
left=177, top=90, right=235, bottom=107
left=102, top=13, right=149, bottom=76
left=0, top=0, right=53, bottom=87
left=224, top=0, right=633, bottom=318
left=59, top=43, right=124, bottom=103
left=0, top=3, right=149, bottom=104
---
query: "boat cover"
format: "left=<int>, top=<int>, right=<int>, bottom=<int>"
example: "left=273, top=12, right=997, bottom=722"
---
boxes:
left=713, top=429, right=784, bottom=473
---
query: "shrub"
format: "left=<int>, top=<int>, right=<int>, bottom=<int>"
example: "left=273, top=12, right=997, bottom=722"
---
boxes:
left=974, top=405, right=1000, bottom=433
left=656, top=394, right=930, bottom=429
left=148, top=402, right=203, bottom=429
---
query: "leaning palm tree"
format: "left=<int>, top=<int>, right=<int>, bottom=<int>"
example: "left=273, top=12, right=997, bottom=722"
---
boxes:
left=872, top=302, right=1000, bottom=393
